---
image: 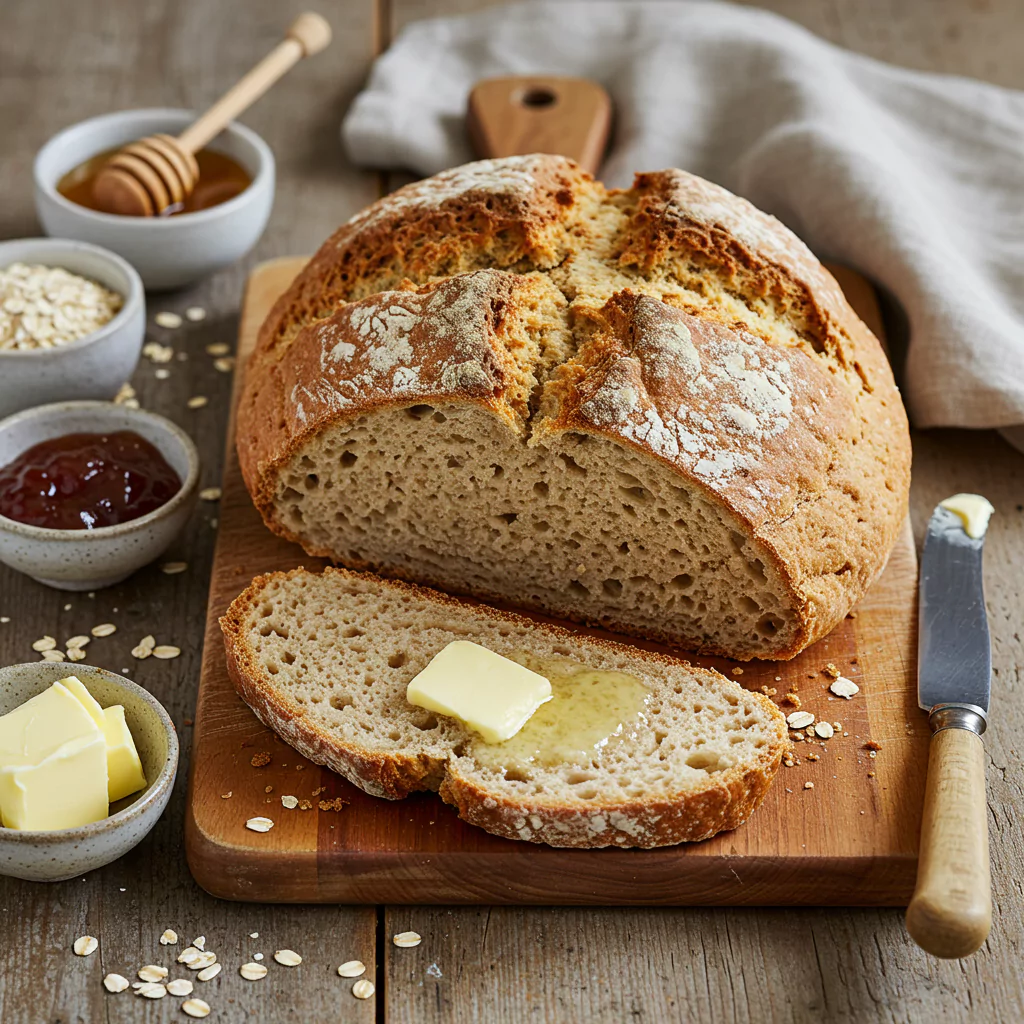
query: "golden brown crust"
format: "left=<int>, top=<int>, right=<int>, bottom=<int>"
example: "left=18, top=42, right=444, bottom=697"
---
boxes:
left=237, top=156, right=912, bottom=661
left=220, top=566, right=788, bottom=845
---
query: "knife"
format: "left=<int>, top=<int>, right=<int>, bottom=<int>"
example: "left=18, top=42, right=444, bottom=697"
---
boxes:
left=906, top=494, right=994, bottom=958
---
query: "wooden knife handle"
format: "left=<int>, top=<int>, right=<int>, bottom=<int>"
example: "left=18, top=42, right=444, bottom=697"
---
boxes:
left=906, top=711, right=991, bottom=958
left=467, top=76, right=612, bottom=175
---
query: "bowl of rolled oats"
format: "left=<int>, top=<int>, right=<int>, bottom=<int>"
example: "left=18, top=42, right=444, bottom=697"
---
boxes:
left=0, top=238, right=144, bottom=420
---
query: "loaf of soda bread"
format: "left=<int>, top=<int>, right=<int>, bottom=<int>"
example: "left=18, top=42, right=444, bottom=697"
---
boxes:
left=236, top=155, right=911, bottom=660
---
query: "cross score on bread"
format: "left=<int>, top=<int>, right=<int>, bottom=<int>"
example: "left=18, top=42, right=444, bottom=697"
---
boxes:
left=236, top=155, right=910, bottom=662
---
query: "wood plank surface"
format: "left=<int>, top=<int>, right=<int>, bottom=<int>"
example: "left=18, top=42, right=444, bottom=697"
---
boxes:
left=187, top=258, right=924, bottom=906
left=1, top=0, right=1023, bottom=1021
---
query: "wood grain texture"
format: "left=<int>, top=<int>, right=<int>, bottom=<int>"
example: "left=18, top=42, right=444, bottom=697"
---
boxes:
left=185, top=256, right=924, bottom=906
left=467, top=76, right=612, bottom=173
left=907, top=726, right=992, bottom=958
left=2, top=0, right=1024, bottom=1021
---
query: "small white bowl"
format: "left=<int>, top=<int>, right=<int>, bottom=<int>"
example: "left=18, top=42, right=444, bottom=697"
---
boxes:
left=0, top=238, right=145, bottom=421
left=0, top=400, right=199, bottom=590
left=0, top=662, right=178, bottom=882
left=34, top=108, right=275, bottom=290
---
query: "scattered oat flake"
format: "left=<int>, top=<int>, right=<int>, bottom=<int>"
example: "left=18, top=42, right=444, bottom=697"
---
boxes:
left=730, top=667, right=743, bottom=676
left=830, top=677, right=860, bottom=699
left=274, top=949, right=302, bottom=967
left=804, top=781, right=815, bottom=790
left=183, top=997, right=211, bottom=1017
left=155, top=311, right=182, bottom=328
left=32, top=636, right=56, bottom=652
left=393, top=931, right=422, bottom=948
left=91, top=623, right=117, bottom=637
left=814, top=722, right=835, bottom=739
left=240, top=962, right=268, bottom=980
left=187, top=395, right=208, bottom=409
left=214, top=357, right=235, bottom=373
left=352, top=979, right=375, bottom=999
left=178, top=947, right=201, bottom=964
left=205, top=342, right=229, bottom=355
left=786, top=711, right=815, bottom=730
left=185, top=307, right=207, bottom=322
left=73, top=935, right=98, bottom=956
left=337, top=960, right=366, bottom=978
left=66, top=634, right=90, bottom=648
left=160, top=928, right=178, bottom=944
left=142, top=341, right=174, bottom=362
left=199, top=487, right=221, bottom=501
left=188, top=952, right=217, bottom=971
left=197, top=963, right=222, bottom=982
left=152, top=645, right=181, bottom=659
left=138, top=965, right=168, bottom=983
left=166, top=978, right=193, bottom=997
left=135, top=982, right=167, bottom=999
left=161, top=561, right=187, bottom=575
left=250, top=751, right=271, bottom=768
left=40, top=649, right=64, bottom=662
left=246, top=816, right=274, bottom=833
left=155, top=367, right=171, bottom=379
left=103, top=973, right=129, bottom=993
left=66, top=647, right=86, bottom=661
left=281, top=795, right=298, bottom=809
left=192, top=935, right=206, bottom=951
left=221, top=791, right=232, bottom=799
left=0, top=616, right=9, bottom=623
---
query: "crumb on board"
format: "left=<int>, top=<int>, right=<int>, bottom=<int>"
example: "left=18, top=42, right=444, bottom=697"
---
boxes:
left=250, top=752, right=272, bottom=768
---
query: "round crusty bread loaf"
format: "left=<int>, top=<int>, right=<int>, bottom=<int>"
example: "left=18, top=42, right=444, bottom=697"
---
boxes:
left=237, top=155, right=911, bottom=660
left=221, top=567, right=788, bottom=849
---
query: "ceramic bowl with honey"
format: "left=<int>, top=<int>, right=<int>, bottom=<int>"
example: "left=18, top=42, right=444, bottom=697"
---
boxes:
left=34, top=108, right=275, bottom=290
left=0, top=400, right=199, bottom=590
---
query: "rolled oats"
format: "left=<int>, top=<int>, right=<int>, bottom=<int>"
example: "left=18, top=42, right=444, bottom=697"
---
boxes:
left=103, top=973, right=129, bottom=993
left=73, top=935, right=98, bottom=956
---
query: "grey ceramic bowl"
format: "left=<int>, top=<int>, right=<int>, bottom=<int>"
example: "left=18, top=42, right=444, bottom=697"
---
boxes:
left=34, top=108, right=275, bottom=290
left=0, top=662, right=178, bottom=882
left=0, top=400, right=199, bottom=590
left=0, top=238, right=145, bottom=421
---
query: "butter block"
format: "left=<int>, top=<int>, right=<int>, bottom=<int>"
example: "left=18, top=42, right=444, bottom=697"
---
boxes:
left=59, top=675, right=107, bottom=730
left=102, top=705, right=147, bottom=802
left=0, top=680, right=110, bottom=831
left=0, top=732, right=108, bottom=830
left=406, top=640, right=552, bottom=743
left=0, top=680, right=102, bottom=768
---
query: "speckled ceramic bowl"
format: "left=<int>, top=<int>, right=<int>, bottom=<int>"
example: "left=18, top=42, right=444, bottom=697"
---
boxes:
left=0, top=400, right=199, bottom=590
left=0, top=662, right=178, bottom=882
left=34, top=108, right=275, bottom=289
left=0, top=238, right=145, bottom=421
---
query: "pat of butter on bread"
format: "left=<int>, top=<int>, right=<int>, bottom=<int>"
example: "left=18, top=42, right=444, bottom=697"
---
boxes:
left=406, top=640, right=552, bottom=743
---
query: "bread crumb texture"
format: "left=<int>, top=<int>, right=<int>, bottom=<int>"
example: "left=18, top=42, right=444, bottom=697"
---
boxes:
left=221, top=568, right=788, bottom=848
left=238, top=156, right=910, bottom=660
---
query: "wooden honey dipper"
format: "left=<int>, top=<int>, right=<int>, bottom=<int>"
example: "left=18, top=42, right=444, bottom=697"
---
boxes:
left=93, top=12, right=331, bottom=217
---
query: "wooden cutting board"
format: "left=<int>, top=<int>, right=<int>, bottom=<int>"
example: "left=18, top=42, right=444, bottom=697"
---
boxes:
left=185, top=256, right=925, bottom=905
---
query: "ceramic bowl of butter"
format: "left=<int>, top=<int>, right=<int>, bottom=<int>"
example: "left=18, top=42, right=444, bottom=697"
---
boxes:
left=0, top=400, right=200, bottom=590
left=0, top=237, right=145, bottom=421
left=34, top=108, right=275, bottom=289
left=0, top=662, right=178, bottom=882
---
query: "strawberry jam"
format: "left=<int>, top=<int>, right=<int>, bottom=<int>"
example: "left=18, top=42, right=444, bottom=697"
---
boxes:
left=0, top=431, right=181, bottom=530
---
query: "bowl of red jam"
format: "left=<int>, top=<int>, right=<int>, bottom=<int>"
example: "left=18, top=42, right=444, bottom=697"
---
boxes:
left=0, top=401, right=199, bottom=590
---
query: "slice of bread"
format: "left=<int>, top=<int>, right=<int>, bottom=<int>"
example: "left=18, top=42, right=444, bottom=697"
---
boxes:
left=221, top=567, right=788, bottom=849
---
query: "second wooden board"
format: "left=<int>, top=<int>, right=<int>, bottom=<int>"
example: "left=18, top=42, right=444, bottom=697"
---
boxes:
left=186, top=257, right=925, bottom=905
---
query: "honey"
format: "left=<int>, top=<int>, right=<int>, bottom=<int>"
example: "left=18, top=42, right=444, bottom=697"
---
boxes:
left=57, top=147, right=251, bottom=216
left=475, top=654, right=650, bottom=769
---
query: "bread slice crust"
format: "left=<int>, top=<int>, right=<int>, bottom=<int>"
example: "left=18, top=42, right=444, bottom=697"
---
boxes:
left=221, top=566, right=788, bottom=849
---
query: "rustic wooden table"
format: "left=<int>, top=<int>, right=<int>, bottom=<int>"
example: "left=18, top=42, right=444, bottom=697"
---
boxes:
left=2, top=1, right=1022, bottom=1021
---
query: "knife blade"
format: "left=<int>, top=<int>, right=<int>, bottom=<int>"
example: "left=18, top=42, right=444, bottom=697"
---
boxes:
left=917, top=505, right=991, bottom=718
left=906, top=494, right=994, bottom=960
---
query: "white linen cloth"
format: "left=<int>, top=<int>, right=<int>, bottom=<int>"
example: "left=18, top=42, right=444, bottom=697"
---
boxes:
left=342, top=0, right=1024, bottom=436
